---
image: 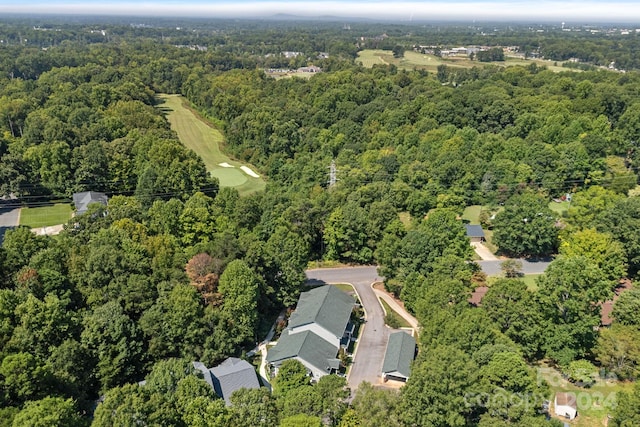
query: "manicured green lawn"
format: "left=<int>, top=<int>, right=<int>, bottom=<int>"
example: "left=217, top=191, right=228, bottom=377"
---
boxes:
left=333, top=283, right=356, bottom=294
left=158, top=94, right=266, bottom=196
left=20, top=204, right=72, bottom=228
left=358, top=49, right=574, bottom=73
left=462, top=205, right=483, bottom=224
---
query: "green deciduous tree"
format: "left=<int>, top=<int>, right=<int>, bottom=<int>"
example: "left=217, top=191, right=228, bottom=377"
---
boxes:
left=595, top=325, right=640, bottom=380
left=350, top=382, right=402, bottom=427
left=228, top=388, right=278, bottom=427
left=140, top=284, right=206, bottom=361
left=610, top=382, right=640, bottom=427
left=482, top=279, right=544, bottom=360
left=612, top=287, right=640, bottom=326
left=399, top=345, right=477, bottom=427
left=273, top=359, right=310, bottom=397
left=560, top=228, right=627, bottom=283
left=536, top=256, right=611, bottom=365
left=492, top=192, right=558, bottom=257
left=11, top=397, right=83, bottom=427
left=596, top=196, right=640, bottom=276
left=81, top=301, right=144, bottom=391
left=218, top=259, right=260, bottom=346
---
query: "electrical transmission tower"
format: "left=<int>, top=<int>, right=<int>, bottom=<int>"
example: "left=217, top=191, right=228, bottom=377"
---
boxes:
left=328, top=160, right=338, bottom=187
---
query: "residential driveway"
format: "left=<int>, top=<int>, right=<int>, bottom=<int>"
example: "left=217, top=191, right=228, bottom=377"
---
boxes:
left=471, top=242, right=498, bottom=261
left=477, top=259, right=551, bottom=276
left=305, top=266, right=388, bottom=390
left=0, top=206, right=20, bottom=245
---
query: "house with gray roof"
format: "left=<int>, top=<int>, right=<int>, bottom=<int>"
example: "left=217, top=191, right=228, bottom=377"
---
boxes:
left=465, top=224, right=486, bottom=243
left=267, top=285, right=354, bottom=380
left=210, top=357, right=261, bottom=405
left=287, top=285, right=355, bottom=348
left=381, top=331, right=416, bottom=382
left=192, top=358, right=260, bottom=406
left=72, top=191, right=108, bottom=215
left=267, top=330, right=341, bottom=380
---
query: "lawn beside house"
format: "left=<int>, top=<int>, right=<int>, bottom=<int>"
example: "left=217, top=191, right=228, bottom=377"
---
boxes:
left=19, top=204, right=72, bottom=228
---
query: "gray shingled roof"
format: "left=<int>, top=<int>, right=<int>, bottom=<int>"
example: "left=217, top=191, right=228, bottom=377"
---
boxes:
left=72, top=191, right=108, bottom=215
left=288, top=285, right=354, bottom=338
left=192, top=361, right=214, bottom=388
left=267, top=330, right=340, bottom=374
left=465, top=224, right=485, bottom=239
left=209, top=357, right=260, bottom=406
left=382, top=332, right=416, bottom=379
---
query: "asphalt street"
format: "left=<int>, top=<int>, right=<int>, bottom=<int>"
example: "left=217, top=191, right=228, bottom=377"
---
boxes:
left=0, top=206, right=20, bottom=245
left=477, top=259, right=551, bottom=276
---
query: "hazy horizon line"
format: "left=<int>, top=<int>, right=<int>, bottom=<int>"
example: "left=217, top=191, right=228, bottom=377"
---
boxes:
left=2, top=1, right=640, bottom=24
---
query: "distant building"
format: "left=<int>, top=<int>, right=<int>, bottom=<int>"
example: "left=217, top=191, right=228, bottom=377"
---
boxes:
left=282, top=51, right=302, bottom=58
left=297, top=66, right=322, bottom=73
left=72, top=191, right=108, bottom=215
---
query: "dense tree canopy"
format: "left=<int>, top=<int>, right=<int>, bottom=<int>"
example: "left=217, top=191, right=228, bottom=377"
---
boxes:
left=1, top=16, right=640, bottom=427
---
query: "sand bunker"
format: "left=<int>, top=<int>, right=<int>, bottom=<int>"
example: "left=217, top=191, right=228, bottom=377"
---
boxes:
left=240, top=166, right=260, bottom=178
left=218, top=162, right=234, bottom=168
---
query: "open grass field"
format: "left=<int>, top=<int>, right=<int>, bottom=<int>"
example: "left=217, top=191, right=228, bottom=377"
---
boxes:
left=357, top=49, right=573, bottom=73
left=20, top=203, right=72, bottom=228
left=158, top=94, right=266, bottom=196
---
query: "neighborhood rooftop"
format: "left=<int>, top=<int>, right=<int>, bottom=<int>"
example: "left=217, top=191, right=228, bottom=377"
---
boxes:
left=382, top=331, right=416, bottom=381
left=465, top=224, right=485, bottom=239
left=209, top=357, right=261, bottom=406
left=288, top=285, right=354, bottom=339
left=72, top=191, right=108, bottom=215
left=267, top=329, right=341, bottom=375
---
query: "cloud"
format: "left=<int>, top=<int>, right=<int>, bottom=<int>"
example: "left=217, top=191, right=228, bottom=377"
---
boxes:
left=3, top=1, right=640, bottom=22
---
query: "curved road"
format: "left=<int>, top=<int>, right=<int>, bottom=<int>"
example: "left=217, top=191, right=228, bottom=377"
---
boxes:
left=305, top=260, right=551, bottom=390
left=306, top=266, right=390, bottom=390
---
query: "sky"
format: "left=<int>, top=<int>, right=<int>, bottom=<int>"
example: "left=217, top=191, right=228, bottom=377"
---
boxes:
left=1, top=1, right=640, bottom=23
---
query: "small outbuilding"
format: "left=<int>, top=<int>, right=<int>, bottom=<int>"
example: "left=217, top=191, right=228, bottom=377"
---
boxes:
left=381, top=331, right=416, bottom=383
left=465, top=224, right=486, bottom=243
left=554, top=392, right=577, bottom=420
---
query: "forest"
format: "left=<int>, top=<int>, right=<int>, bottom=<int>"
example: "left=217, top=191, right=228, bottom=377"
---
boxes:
left=1, top=16, right=640, bottom=427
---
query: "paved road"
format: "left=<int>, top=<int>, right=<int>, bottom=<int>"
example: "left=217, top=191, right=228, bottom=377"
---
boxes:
left=477, top=259, right=551, bottom=276
left=306, top=266, right=386, bottom=390
left=0, top=207, right=20, bottom=244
